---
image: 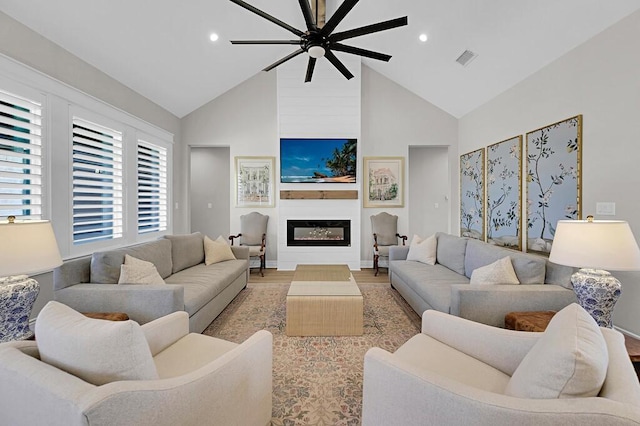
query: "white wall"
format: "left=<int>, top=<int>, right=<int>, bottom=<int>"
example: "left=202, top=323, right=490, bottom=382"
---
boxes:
left=190, top=147, right=230, bottom=239
left=361, top=66, right=458, bottom=263
left=458, top=10, right=640, bottom=334
left=409, top=146, right=450, bottom=238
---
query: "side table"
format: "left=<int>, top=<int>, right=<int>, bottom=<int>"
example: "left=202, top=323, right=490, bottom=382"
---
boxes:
left=505, top=310, right=640, bottom=378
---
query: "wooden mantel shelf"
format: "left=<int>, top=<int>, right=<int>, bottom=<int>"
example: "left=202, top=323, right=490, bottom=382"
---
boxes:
left=280, top=190, right=358, bottom=200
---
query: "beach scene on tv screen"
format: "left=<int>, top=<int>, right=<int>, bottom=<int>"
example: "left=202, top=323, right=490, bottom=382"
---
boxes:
left=280, top=138, right=357, bottom=183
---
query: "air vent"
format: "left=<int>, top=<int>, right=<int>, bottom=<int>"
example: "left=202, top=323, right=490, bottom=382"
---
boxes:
left=456, top=49, right=478, bottom=67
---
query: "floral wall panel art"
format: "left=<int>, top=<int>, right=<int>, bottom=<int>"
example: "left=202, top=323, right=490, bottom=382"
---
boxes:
left=235, top=156, right=275, bottom=207
left=487, top=136, right=522, bottom=250
left=460, top=148, right=485, bottom=240
left=526, top=115, right=582, bottom=254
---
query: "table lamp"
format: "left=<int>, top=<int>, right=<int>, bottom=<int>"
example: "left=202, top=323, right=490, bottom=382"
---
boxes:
left=549, top=216, right=640, bottom=327
left=0, top=216, right=62, bottom=342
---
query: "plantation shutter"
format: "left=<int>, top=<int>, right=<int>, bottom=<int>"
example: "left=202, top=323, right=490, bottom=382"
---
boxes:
left=0, top=90, right=43, bottom=220
left=137, top=139, right=167, bottom=234
left=72, top=117, right=123, bottom=244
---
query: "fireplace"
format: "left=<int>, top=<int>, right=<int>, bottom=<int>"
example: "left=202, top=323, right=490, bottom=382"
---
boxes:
left=287, top=220, right=351, bottom=247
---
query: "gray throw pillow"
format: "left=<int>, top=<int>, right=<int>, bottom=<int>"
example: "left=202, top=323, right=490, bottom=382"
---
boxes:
left=164, top=233, right=205, bottom=273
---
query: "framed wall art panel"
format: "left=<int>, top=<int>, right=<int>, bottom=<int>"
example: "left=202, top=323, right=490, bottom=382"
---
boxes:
left=460, top=148, right=485, bottom=240
left=526, top=115, right=582, bottom=254
left=235, top=156, right=275, bottom=207
left=486, top=136, right=522, bottom=250
left=363, top=157, right=404, bottom=208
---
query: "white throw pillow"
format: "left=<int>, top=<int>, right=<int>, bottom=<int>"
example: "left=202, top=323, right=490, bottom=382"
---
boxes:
left=118, top=254, right=165, bottom=285
left=505, top=303, right=608, bottom=399
left=204, top=235, right=237, bottom=265
left=469, top=256, right=520, bottom=285
left=35, top=301, right=159, bottom=386
left=406, top=234, right=437, bottom=265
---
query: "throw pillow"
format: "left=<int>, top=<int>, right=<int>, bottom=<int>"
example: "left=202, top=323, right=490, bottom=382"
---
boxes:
left=204, top=235, right=237, bottom=265
left=505, top=303, right=608, bottom=399
left=118, top=254, right=165, bottom=285
left=35, top=301, right=159, bottom=386
left=469, top=256, right=520, bottom=285
left=406, top=234, right=437, bottom=265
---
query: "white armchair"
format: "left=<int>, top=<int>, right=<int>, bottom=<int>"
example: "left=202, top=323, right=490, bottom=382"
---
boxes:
left=0, top=309, right=273, bottom=426
left=363, top=307, right=640, bottom=426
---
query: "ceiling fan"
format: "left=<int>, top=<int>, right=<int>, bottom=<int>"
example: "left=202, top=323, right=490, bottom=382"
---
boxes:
left=229, top=0, right=408, bottom=82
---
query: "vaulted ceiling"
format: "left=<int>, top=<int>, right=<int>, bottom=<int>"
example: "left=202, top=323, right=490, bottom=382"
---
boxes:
left=1, top=1, right=639, bottom=118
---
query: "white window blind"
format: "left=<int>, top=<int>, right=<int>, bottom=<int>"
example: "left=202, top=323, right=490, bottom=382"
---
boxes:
left=0, top=90, right=43, bottom=220
left=137, top=139, right=167, bottom=234
left=72, top=117, right=123, bottom=244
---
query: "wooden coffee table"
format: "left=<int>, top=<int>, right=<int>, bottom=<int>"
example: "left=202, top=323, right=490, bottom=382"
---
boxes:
left=286, top=264, right=363, bottom=336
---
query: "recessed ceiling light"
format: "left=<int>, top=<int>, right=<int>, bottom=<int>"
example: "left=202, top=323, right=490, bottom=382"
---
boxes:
left=209, top=33, right=219, bottom=42
left=419, top=33, right=428, bottom=42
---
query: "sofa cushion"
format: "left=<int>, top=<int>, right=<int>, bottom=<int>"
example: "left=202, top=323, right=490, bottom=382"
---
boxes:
left=469, top=256, right=520, bottom=285
left=464, top=239, right=546, bottom=284
left=406, top=234, right=437, bottom=265
left=91, top=239, right=173, bottom=283
left=118, top=254, right=165, bottom=285
left=164, top=233, right=205, bottom=273
left=35, top=301, right=159, bottom=386
left=204, top=235, right=237, bottom=265
left=505, top=303, right=608, bottom=399
left=436, top=233, right=468, bottom=275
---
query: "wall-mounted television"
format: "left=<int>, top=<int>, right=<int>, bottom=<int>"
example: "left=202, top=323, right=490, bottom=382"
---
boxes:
left=280, top=138, right=357, bottom=183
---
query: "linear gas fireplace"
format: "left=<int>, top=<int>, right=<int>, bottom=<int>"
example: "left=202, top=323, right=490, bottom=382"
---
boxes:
left=287, top=220, right=351, bottom=247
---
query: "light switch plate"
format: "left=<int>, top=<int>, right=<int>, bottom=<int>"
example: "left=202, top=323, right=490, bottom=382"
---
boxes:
left=595, top=202, right=616, bottom=216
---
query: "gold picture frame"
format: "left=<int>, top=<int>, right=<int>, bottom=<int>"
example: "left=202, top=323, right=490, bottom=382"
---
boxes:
left=363, top=157, right=404, bottom=208
left=235, top=156, right=275, bottom=207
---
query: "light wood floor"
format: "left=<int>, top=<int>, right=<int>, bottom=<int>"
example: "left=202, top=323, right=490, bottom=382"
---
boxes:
left=248, top=268, right=390, bottom=284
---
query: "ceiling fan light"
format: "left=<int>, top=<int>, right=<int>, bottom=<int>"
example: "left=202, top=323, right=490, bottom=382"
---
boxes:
left=308, top=45, right=326, bottom=58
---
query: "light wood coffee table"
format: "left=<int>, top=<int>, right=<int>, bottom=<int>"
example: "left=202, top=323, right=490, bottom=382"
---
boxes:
left=286, top=264, right=363, bottom=336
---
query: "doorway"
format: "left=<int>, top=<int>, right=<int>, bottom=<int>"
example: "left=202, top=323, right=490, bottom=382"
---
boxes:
left=190, top=147, right=230, bottom=238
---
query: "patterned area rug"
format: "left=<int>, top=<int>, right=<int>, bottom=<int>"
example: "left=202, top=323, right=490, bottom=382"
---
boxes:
left=203, top=282, right=420, bottom=425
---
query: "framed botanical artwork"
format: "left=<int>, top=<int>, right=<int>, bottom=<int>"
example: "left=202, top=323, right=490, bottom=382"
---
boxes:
left=235, top=156, right=275, bottom=207
left=486, top=136, right=522, bottom=250
left=526, top=115, right=582, bottom=254
left=363, top=157, right=404, bottom=208
left=460, top=148, right=485, bottom=240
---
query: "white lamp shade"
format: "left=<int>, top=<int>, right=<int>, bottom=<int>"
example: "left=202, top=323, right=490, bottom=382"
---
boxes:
left=0, top=220, right=63, bottom=277
left=549, top=220, right=640, bottom=271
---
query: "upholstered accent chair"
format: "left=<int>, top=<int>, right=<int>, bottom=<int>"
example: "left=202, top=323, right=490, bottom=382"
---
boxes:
left=0, top=306, right=273, bottom=426
left=362, top=307, right=640, bottom=426
left=370, top=212, right=407, bottom=276
left=230, top=212, right=269, bottom=276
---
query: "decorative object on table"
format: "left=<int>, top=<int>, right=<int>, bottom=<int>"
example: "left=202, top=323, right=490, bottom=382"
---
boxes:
left=549, top=216, right=640, bottom=327
left=460, top=148, right=485, bottom=240
left=363, top=157, right=404, bottom=208
left=526, top=115, right=582, bottom=254
left=370, top=212, right=407, bottom=276
left=486, top=136, right=522, bottom=249
left=234, top=156, right=275, bottom=207
left=229, top=212, right=269, bottom=276
left=0, top=216, right=62, bottom=342
left=228, top=0, right=407, bottom=83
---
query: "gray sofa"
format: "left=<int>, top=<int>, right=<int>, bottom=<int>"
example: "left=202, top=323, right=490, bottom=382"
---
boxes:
left=389, top=233, right=578, bottom=327
left=54, top=233, right=249, bottom=333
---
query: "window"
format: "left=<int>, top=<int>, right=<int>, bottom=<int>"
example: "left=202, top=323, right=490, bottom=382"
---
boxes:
left=0, top=90, right=43, bottom=220
left=72, top=117, right=123, bottom=244
left=137, top=139, right=167, bottom=234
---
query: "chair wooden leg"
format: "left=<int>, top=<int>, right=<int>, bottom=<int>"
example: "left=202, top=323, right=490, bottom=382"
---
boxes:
left=259, top=254, right=265, bottom=277
left=374, top=254, right=379, bottom=276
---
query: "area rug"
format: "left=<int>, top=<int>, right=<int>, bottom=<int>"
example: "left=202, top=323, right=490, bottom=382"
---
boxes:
left=203, top=282, right=420, bottom=425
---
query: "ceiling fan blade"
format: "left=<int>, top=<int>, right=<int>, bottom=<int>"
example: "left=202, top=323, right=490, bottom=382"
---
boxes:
left=229, top=0, right=304, bottom=37
left=263, top=48, right=305, bottom=72
left=330, top=43, right=392, bottom=61
left=321, top=0, right=359, bottom=36
left=231, top=40, right=300, bottom=45
left=324, top=50, right=354, bottom=80
left=305, top=57, right=317, bottom=82
left=298, top=0, right=317, bottom=31
left=329, top=16, right=408, bottom=42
